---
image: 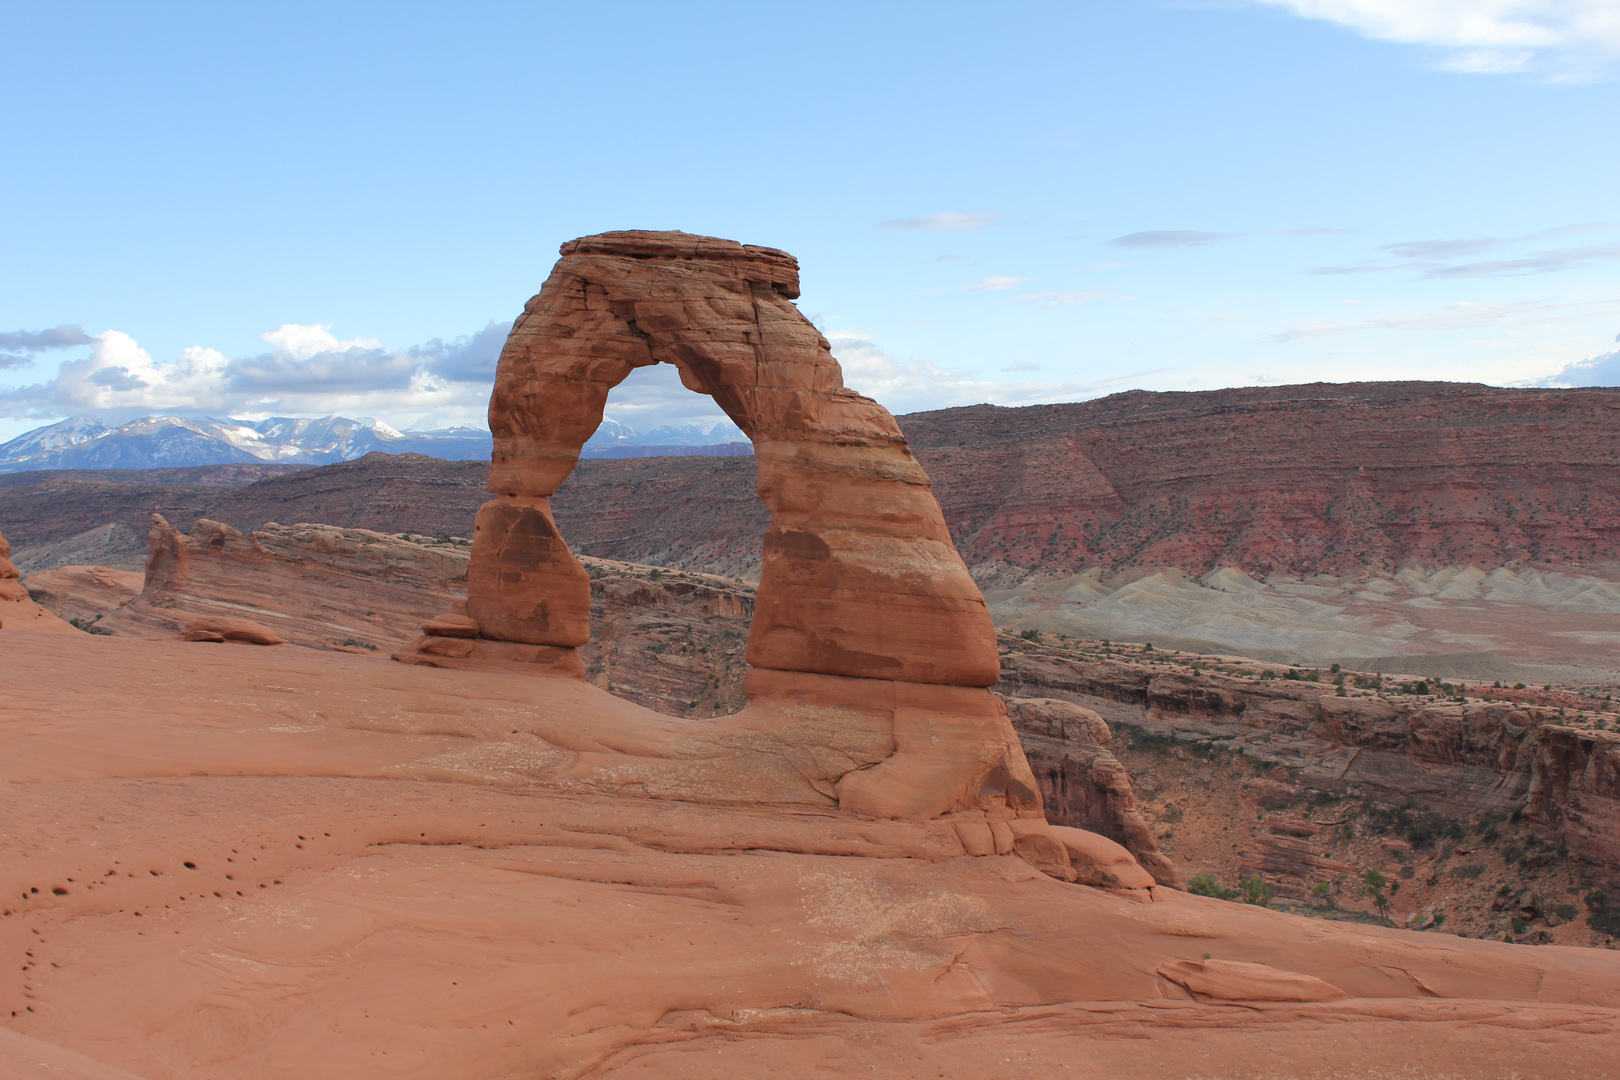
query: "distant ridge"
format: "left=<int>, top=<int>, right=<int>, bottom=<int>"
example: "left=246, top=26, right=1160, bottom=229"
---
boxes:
left=4, top=381, right=1617, bottom=583
left=0, top=413, right=752, bottom=473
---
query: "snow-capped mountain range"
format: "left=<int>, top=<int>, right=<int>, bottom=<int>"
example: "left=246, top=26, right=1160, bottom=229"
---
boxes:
left=0, top=415, right=749, bottom=472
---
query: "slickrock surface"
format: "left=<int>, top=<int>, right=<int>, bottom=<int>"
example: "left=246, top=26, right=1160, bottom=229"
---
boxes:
left=93, top=516, right=471, bottom=652
left=20, top=565, right=142, bottom=626
left=5, top=630, right=1620, bottom=1079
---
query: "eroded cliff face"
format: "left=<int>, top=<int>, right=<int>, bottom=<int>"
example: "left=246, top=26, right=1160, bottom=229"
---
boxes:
left=992, top=633, right=1620, bottom=943
left=995, top=640, right=1620, bottom=862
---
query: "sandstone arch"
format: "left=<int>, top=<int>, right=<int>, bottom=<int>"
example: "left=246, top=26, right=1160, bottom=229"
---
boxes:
left=470, top=230, right=998, bottom=686
left=399, top=231, right=1044, bottom=824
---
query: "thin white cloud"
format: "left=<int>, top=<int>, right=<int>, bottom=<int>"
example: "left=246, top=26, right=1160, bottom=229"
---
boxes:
left=1019, top=289, right=1129, bottom=307
left=1268, top=297, right=1620, bottom=341
left=1428, top=241, right=1620, bottom=277
left=1109, top=230, right=1234, bottom=248
left=1309, top=231, right=1620, bottom=277
left=966, top=275, right=1031, bottom=291
left=828, top=332, right=1162, bottom=415
left=1382, top=237, right=1503, bottom=261
left=1259, top=1, right=1620, bottom=79
left=881, top=210, right=1006, bottom=232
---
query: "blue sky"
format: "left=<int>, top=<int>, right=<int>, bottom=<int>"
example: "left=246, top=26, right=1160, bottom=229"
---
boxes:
left=2, top=0, right=1618, bottom=440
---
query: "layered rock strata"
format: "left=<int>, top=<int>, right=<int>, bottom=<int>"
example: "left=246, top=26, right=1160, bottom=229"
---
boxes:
left=993, top=634, right=1620, bottom=899
left=398, top=231, right=1045, bottom=839
left=95, top=516, right=471, bottom=651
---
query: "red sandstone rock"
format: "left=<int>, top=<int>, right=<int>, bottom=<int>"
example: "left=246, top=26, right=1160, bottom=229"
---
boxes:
left=180, top=616, right=284, bottom=645
left=1158, top=958, right=1348, bottom=1003
left=6, top=606, right=1620, bottom=1079
left=20, top=564, right=142, bottom=626
left=1006, top=696, right=1180, bottom=887
left=96, top=515, right=469, bottom=652
left=0, top=526, right=79, bottom=633
left=450, top=229, right=998, bottom=688
left=421, top=612, right=480, bottom=637
left=398, top=231, right=1025, bottom=827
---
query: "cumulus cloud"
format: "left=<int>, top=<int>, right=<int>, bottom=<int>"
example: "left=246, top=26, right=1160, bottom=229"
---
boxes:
left=1108, top=230, right=1234, bottom=248
left=0, top=321, right=516, bottom=428
left=0, top=331, right=233, bottom=420
left=1258, top=1, right=1620, bottom=79
left=881, top=211, right=1006, bottom=232
left=1536, top=333, right=1620, bottom=386
left=414, top=320, right=511, bottom=384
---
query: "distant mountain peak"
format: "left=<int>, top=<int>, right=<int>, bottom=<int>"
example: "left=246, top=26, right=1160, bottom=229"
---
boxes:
left=0, top=414, right=493, bottom=473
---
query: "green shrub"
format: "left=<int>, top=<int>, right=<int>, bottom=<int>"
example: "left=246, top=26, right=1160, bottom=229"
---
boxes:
left=1239, top=876, right=1275, bottom=907
left=1587, top=891, right=1620, bottom=937
left=1187, top=874, right=1235, bottom=901
left=1020, top=629, right=1041, bottom=642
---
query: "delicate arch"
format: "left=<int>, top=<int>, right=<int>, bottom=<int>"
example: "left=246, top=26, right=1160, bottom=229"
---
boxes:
left=465, top=230, right=999, bottom=687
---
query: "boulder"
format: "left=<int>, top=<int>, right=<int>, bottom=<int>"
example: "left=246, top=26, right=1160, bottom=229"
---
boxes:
left=180, top=617, right=285, bottom=646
